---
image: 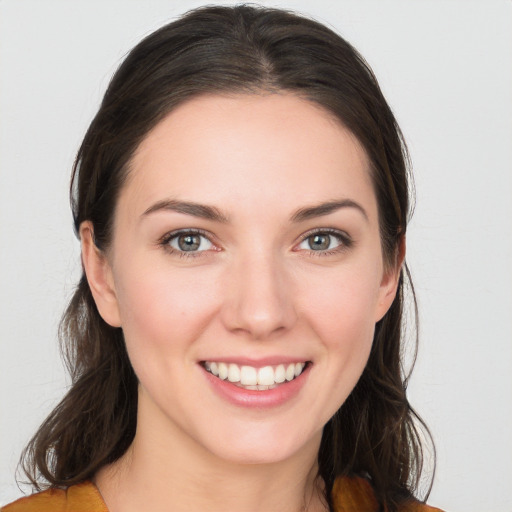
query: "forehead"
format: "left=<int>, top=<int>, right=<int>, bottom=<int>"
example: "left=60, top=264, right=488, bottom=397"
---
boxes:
left=122, top=93, right=375, bottom=219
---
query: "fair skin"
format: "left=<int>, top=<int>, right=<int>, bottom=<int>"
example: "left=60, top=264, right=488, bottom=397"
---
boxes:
left=81, top=93, right=401, bottom=512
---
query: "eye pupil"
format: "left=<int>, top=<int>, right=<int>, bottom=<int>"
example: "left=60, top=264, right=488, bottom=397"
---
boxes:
left=309, top=234, right=330, bottom=250
left=178, top=234, right=201, bottom=251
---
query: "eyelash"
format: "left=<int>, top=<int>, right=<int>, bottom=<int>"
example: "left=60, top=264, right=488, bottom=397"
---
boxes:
left=159, top=229, right=216, bottom=259
left=296, top=228, right=353, bottom=257
left=158, top=228, right=353, bottom=258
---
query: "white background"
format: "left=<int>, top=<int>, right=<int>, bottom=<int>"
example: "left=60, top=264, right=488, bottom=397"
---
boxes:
left=1, top=1, right=511, bottom=511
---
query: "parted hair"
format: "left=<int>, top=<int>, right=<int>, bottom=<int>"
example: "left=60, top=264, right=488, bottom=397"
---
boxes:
left=20, top=5, right=433, bottom=511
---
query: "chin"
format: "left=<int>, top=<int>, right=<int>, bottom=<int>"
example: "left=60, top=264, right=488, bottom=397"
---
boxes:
left=200, top=423, right=322, bottom=467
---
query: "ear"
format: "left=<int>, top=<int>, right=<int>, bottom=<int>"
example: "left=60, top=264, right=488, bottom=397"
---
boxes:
left=80, top=221, right=122, bottom=327
left=375, top=235, right=406, bottom=322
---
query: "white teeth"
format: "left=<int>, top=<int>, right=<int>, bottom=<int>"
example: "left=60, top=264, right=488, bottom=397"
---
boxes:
left=218, top=362, right=228, bottom=380
left=204, top=361, right=307, bottom=388
left=275, top=364, right=286, bottom=383
left=228, top=363, right=240, bottom=382
left=240, top=365, right=258, bottom=385
left=257, top=366, right=274, bottom=386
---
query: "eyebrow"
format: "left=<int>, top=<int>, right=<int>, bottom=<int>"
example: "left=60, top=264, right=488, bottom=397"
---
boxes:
left=142, top=199, right=229, bottom=223
left=141, top=198, right=368, bottom=224
left=290, top=199, right=369, bottom=223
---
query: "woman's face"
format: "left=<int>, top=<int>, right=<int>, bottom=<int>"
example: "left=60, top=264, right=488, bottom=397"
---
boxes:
left=85, top=93, right=400, bottom=466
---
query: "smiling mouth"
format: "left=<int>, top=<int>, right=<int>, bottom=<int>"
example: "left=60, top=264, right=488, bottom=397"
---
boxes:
left=202, top=361, right=309, bottom=390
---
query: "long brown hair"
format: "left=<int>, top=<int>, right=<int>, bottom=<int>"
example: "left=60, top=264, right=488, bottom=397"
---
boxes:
left=20, top=5, right=434, bottom=511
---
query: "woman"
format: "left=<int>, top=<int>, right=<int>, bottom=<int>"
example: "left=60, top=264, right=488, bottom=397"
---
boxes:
left=3, top=5, right=442, bottom=512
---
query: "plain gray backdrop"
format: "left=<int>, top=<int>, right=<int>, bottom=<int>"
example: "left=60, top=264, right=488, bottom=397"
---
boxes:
left=1, top=1, right=511, bottom=511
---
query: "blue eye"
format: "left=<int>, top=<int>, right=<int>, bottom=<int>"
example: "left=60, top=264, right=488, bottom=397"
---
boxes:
left=167, top=232, right=213, bottom=252
left=297, top=231, right=348, bottom=252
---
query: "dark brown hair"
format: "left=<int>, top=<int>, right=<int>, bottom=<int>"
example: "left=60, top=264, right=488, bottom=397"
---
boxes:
left=20, top=5, right=434, bottom=511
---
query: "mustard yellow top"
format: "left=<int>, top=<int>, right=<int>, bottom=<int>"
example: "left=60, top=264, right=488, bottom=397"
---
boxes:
left=1, top=477, right=443, bottom=512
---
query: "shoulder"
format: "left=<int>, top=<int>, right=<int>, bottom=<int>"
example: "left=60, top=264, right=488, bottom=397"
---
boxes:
left=1, top=481, right=108, bottom=512
left=332, top=475, right=445, bottom=512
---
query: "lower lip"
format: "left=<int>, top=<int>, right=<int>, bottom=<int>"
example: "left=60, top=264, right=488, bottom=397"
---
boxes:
left=201, top=364, right=311, bottom=408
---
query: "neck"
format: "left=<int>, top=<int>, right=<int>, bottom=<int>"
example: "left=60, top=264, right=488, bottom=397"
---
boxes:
left=95, top=392, right=327, bottom=512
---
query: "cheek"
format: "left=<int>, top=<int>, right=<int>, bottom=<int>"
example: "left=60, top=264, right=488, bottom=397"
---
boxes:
left=291, top=266, right=380, bottom=425
left=301, top=264, right=381, bottom=345
left=112, top=261, right=222, bottom=362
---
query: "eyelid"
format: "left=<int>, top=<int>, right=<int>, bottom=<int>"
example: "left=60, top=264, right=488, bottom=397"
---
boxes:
left=293, top=227, right=353, bottom=253
left=159, top=228, right=220, bottom=256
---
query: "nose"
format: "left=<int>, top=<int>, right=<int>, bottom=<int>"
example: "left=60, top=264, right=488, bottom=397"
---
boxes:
left=221, top=249, right=297, bottom=340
